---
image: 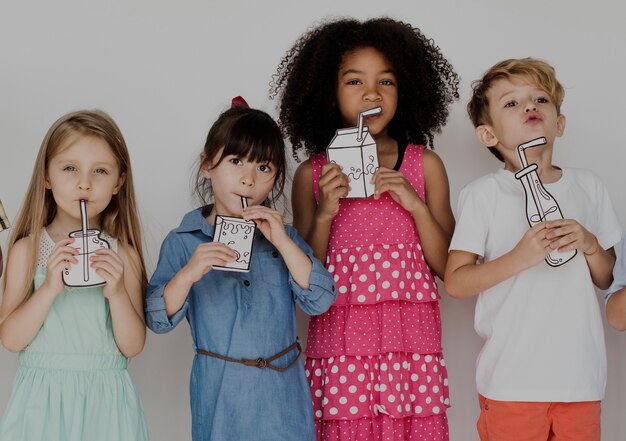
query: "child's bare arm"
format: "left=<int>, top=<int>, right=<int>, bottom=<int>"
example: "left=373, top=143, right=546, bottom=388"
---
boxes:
left=584, top=245, right=615, bottom=290
left=0, top=237, right=75, bottom=351
left=445, top=222, right=552, bottom=297
left=416, top=150, right=455, bottom=278
left=292, top=161, right=347, bottom=263
left=99, top=244, right=147, bottom=358
left=607, top=287, right=626, bottom=330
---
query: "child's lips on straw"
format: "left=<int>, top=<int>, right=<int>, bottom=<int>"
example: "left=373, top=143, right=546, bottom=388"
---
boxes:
left=239, top=195, right=250, bottom=209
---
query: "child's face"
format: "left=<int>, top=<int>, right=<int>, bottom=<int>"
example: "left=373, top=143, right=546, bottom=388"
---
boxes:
left=45, top=135, right=124, bottom=228
left=478, top=76, right=565, bottom=164
left=201, top=150, right=277, bottom=217
left=336, top=46, right=397, bottom=138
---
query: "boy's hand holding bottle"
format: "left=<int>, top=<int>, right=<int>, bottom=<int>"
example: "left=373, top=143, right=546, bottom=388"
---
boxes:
left=544, top=219, right=599, bottom=256
left=509, top=222, right=553, bottom=271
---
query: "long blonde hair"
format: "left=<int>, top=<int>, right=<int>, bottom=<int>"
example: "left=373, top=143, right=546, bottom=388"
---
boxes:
left=1, top=110, right=146, bottom=324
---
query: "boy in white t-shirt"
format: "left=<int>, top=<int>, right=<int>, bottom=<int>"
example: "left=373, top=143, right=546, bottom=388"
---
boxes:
left=606, top=233, right=626, bottom=330
left=445, top=58, right=621, bottom=441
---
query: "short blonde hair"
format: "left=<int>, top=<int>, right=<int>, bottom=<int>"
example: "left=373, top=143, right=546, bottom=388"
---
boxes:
left=467, top=58, right=565, bottom=161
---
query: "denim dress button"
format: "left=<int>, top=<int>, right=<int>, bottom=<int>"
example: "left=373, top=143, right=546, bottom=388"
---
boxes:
left=243, top=280, right=251, bottom=287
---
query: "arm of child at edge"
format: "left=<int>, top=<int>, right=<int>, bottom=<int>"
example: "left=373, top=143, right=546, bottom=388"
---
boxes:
left=606, top=235, right=626, bottom=330
left=607, top=286, right=626, bottom=330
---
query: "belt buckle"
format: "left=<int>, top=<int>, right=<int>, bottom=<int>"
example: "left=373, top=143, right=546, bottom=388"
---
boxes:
left=255, top=357, right=268, bottom=369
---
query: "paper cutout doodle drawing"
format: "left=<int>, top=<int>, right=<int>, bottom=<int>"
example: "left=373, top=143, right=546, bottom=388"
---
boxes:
left=62, top=199, right=110, bottom=287
left=212, top=197, right=256, bottom=272
left=514, top=137, right=576, bottom=267
left=327, top=107, right=381, bottom=198
left=0, top=199, right=10, bottom=232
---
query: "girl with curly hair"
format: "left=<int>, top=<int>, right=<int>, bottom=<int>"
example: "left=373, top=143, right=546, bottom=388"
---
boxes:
left=270, top=17, right=459, bottom=441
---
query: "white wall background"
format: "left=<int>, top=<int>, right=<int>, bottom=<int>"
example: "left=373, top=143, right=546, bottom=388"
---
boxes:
left=1, top=1, right=625, bottom=440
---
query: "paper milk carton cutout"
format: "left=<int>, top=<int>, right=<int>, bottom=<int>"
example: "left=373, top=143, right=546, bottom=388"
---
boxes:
left=212, top=197, right=256, bottom=272
left=327, top=107, right=381, bottom=198
left=514, top=137, right=576, bottom=267
left=0, top=199, right=10, bottom=232
left=63, top=200, right=110, bottom=287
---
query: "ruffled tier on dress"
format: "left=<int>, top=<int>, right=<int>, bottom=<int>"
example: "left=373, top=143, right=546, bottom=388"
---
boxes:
left=305, top=242, right=449, bottom=440
left=315, top=413, right=449, bottom=441
left=326, top=243, right=439, bottom=307
left=306, top=302, right=442, bottom=357
left=306, top=352, right=449, bottom=420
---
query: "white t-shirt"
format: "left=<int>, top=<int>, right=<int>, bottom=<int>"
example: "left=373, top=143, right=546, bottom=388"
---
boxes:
left=450, top=168, right=621, bottom=402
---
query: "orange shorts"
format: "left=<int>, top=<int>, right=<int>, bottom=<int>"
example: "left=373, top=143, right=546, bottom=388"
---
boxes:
left=477, top=394, right=600, bottom=441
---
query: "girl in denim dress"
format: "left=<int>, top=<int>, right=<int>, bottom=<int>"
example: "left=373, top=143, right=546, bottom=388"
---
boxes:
left=146, top=99, right=337, bottom=441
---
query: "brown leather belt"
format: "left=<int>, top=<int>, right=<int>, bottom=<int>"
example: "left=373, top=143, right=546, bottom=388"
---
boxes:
left=196, top=341, right=301, bottom=372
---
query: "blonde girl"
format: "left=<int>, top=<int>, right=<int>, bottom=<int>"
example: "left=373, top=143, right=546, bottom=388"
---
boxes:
left=0, top=110, right=148, bottom=441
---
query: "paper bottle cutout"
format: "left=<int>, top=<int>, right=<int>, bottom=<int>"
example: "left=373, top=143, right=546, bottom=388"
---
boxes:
left=212, top=197, right=256, bottom=272
left=327, top=107, right=381, bottom=198
left=0, top=199, right=10, bottom=232
left=514, top=137, right=576, bottom=267
left=62, top=200, right=110, bottom=287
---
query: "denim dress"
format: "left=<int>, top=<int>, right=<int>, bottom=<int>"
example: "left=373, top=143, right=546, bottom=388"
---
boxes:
left=146, top=206, right=336, bottom=441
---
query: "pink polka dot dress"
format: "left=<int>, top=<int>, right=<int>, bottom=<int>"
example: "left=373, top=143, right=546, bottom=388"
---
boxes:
left=305, top=145, right=450, bottom=441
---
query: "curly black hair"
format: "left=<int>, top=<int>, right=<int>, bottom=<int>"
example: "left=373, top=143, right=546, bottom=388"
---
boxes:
left=269, top=17, right=460, bottom=158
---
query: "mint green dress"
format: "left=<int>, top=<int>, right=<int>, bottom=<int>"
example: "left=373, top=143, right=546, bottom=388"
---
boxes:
left=0, top=229, right=148, bottom=441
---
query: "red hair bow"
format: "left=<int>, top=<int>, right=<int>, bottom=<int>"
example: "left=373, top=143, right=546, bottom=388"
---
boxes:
left=231, top=96, right=249, bottom=108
